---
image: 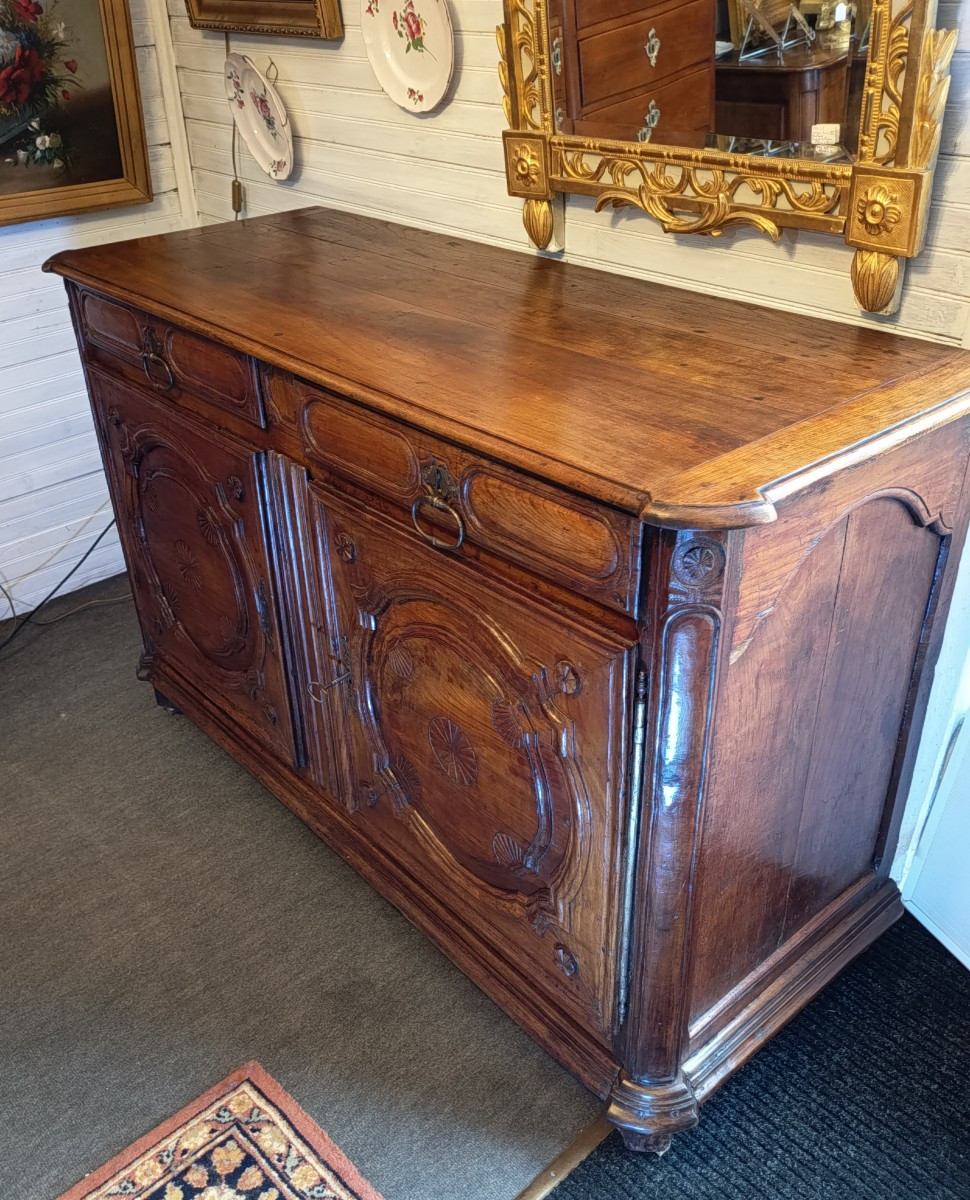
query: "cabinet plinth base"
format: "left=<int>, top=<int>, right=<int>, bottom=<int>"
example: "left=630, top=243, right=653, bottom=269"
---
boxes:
left=606, top=1072, right=699, bottom=1152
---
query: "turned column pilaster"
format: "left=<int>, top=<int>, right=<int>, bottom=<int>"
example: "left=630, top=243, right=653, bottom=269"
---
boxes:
left=608, top=529, right=734, bottom=1152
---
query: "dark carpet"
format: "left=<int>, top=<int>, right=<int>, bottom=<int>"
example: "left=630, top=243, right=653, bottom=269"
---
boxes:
left=558, top=914, right=970, bottom=1199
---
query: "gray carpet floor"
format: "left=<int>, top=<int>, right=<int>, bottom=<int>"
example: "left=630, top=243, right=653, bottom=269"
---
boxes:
left=0, top=575, right=600, bottom=1200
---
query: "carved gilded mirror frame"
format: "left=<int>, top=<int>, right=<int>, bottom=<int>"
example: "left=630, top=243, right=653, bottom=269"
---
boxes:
left=497, top=0, right=956, bottom=313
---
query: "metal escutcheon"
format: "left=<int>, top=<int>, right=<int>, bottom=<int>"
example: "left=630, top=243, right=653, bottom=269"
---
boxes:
left=411, top=493, right=465, bottom=551
left=307, top=673, right=350, bottom=703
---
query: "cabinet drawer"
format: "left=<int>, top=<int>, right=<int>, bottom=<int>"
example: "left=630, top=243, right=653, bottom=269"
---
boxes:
left=579, top=0, right=714, bottom=108
left=574, top=65, right=713, bottom=139
left=574, top=0, right=682, bottom=32
left=273, top=372, right=642, bottom=618
left=76, top=290, right=265, bottom=429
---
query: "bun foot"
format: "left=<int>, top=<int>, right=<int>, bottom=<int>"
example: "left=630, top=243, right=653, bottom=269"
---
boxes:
left=619, top=1129, right=673, bottom=1155
left=606, top=1071, right=698, bottom=1153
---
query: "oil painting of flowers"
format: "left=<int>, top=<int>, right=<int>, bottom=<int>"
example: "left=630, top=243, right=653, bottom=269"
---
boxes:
left=0, top=0, right=151, bottom=226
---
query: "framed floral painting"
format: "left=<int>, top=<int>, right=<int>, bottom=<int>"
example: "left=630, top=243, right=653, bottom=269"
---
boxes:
left=0, top=0, right=151, bottom=227
left=183, top=0, right=342, bottom=41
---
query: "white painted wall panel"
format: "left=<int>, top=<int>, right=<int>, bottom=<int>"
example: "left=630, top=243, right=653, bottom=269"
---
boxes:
left=0, top=0, right=197, bottom=622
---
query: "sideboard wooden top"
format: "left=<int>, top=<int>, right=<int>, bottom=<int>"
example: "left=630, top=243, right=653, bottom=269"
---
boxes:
left=45, top=207, right=970, bottom=527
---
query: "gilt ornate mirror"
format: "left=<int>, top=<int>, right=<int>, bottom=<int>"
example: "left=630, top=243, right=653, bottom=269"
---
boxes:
left=497, top=0, right=957, bottom=312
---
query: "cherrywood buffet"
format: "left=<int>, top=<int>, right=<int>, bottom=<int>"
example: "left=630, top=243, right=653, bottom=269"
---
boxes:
left=47, top=208, right=970, bottom=1152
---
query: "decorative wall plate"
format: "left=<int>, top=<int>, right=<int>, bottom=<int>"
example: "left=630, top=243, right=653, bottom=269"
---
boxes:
left=224, top=53, right=293, bottom=180
left=360, top=0, right=454, bottom=113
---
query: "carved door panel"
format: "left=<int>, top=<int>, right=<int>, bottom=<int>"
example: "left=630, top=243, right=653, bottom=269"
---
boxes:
left=89, top=368, right=298, bottom=765
left=304, top=478, right=636, bottom=1039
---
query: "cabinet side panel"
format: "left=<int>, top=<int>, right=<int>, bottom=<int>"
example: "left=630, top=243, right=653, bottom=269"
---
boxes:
left=686, top=519, right=849, bottom=1008
left=687, top=423, right=970, bottom=1025
left=782, top=498, right=942, bottom=932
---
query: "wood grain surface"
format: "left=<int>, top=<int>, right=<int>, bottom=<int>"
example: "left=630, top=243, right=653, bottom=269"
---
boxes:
left=45, top=207, right=970, bottom=526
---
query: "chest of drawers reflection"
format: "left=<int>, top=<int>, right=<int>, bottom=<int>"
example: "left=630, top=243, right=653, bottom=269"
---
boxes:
left=549, top=0, right=716, bottom=141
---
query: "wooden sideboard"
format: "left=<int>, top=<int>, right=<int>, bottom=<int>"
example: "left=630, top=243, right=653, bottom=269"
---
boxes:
left=46, top=209, right=970, bottom=1153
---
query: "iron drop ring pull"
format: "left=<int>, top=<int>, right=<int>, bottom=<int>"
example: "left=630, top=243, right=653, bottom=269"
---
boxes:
left=411, top=493, right=465, bottom=551
left=142, top=349, right=175, bottom=391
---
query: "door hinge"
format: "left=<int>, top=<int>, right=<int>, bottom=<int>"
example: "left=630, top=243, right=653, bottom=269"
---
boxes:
left=255, top=578, right=273, bottom=642
left=617, top=666, right=650, bottom=1029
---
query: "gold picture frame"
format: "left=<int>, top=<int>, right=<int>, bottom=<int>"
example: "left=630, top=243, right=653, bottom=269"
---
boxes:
left=183, top=0, right=343, bottom=40
left=0, top=0, right=152, bottom=228
left=497, top=0, right=957, bottom=313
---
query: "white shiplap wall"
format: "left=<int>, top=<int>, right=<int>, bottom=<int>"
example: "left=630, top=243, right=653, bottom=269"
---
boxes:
left=0, top=0, right=197, bottom=618
left=168, top=0, right=969, bottom=346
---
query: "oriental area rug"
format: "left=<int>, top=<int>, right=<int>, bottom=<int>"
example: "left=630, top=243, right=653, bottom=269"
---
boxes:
left=55, top=1063, right=384, bottom=1200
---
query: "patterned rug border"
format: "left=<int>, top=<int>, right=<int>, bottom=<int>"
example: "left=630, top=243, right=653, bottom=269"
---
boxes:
left=54, top=1061, right=386, bottom=1200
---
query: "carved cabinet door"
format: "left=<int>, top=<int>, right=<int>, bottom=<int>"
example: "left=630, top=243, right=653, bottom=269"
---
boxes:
left=302, top=478, right=637, bottom=1040
left=89, top=369, right=297, bottom=764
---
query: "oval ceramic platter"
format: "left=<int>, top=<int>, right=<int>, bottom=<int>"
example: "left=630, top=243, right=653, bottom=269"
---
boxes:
left=361, top=0, right=454, bottom=113
left=224, top=53, right=294, bottom=180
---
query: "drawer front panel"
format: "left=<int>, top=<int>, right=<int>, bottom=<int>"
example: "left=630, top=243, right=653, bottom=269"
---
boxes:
left=282, top=373, right=642, bottom=617
left=579, top=0, right=714, bottom=107
left=573, top=66, right=713, bottom=138
left=574, top=0, right=683, bottom=32
left=304, top=478, right=636, bottom=1040
left=77, top=289, right=265, bottom=429
left=79, top=291, right=144, bottom=359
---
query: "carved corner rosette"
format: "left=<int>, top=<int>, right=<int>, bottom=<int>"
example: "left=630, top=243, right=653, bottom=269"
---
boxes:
left=845, top=165, right=925, bottom=315
left=503, top=131, right=557, bottom=249
left=496, top=0, right=955, bottom=314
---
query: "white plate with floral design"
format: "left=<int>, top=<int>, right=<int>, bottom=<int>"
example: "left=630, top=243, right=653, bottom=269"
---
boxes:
left=224, top=53, right=293, bottom=180
left=360, top=0, right=454, bottom=113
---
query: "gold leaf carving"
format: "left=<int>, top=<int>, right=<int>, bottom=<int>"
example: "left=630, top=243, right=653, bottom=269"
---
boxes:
left=851, top=249, right=901, bottom=312
left=497, top=0, right=947, bottom=308
left=855, top=183, right=903, bottom=237
left=523, top=198, right=555, bottom=248
left=497, top=0, right=545, bottom=133
left=561, top=149, right=844, bottom=242
left=496, top=25, right=512, bottom=127
left=911, top=28, right=958, bottom=169
left=858, top=0, right=909, bottom=166
left=508, top=140, right=545, bottom=191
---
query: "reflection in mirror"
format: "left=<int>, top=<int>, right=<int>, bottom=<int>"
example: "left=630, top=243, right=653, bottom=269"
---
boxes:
left=548, top=0, right=872, bottom=157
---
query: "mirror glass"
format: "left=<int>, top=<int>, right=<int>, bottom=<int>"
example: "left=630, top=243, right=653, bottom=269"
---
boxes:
left=548, top=0, right=872, bottom=161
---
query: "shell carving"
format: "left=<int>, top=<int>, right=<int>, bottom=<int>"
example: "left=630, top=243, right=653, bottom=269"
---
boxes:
left=388, top=642, right=414, bottom=680
left=491, top=698, right=524, bottom=748
left=391, top=753, right=421, bottom=812
left=493, top=831, right=539, bottom=878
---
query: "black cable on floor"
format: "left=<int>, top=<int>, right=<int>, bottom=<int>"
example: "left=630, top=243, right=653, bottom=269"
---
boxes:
left=0, top=519, right=118, bottom=655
